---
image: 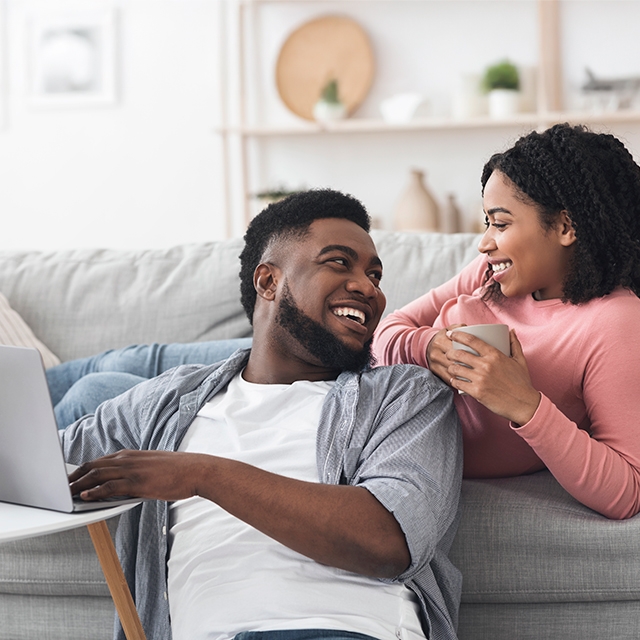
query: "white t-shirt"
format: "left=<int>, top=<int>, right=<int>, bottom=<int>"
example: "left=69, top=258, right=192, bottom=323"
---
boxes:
left=167, top=371, right=424, bottom=640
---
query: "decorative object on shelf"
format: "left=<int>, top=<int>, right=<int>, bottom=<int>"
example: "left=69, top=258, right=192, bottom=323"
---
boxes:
left=313, top=79, right=347, bottom=123
left=452, top=73, right=486, bottom=119
left=471, top=203, right=487, bottom=234
left=379, top=92, right=430, bottom=123
left=441, top=193, right=463, bottom=234
left=482, top=59, right=521, bottom=119
left=518, top=66, right=538, bottom=113
left=393, top=169, right=439, bottom=233
left=275, top=15, right=375, bottom=122
left=581, top=68, right=640, bottom=112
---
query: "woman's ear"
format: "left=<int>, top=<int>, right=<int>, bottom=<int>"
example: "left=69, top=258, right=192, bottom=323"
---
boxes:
left=557, top=210, right=577, bottom=247
left=254, top=263, right=279, bottom=301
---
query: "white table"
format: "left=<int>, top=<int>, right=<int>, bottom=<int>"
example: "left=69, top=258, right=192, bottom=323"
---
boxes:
left=0, top=501, right=146, bottom=640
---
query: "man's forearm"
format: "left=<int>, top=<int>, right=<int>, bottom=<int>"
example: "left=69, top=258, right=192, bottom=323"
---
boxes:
left=196, top=455, right=410, bottom=577
left=68, top=450, right=410, bottom=578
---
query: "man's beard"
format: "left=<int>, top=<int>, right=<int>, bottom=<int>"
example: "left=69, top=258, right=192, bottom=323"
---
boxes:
left=275, top=283, right=374, bottom=373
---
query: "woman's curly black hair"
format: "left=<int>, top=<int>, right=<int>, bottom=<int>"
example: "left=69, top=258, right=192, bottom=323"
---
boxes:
left=481, top=123, right=640, bottom=304
left=239, top=188, right=370, bottom=323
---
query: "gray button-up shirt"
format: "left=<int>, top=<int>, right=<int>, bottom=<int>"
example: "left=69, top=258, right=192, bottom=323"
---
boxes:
left=62, top=349, right=463, bottom=640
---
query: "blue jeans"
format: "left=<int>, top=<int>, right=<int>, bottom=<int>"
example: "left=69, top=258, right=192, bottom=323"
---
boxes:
left=47, top=339, right=252, bottom=428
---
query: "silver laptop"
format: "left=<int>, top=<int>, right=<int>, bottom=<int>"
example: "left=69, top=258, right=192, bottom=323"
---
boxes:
left=0, top=344, right=141, bottom=513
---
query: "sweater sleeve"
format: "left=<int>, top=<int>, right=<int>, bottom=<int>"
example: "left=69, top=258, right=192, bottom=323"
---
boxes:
left=373, top=255, right=487, bottom=368
left=514, top=295, right=640, bottom=519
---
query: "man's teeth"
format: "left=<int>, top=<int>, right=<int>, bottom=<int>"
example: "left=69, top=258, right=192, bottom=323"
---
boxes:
left=333, top=307, right=365, bottom=324
left=492, top=261, right=512, bottom=273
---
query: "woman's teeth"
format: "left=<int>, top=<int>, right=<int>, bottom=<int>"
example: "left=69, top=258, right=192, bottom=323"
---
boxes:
left=492, top=261, right=512, bottom=273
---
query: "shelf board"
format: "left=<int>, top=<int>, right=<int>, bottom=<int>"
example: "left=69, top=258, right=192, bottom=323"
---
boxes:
left=216, top=109, right=640, bottom=137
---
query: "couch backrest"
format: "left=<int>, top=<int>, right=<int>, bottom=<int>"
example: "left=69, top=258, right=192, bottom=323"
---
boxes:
left=0, top=232, right=481, bottom=362
left=372, top=231, right=480, bottom=313
left=0, top=241, right=251, bottom=361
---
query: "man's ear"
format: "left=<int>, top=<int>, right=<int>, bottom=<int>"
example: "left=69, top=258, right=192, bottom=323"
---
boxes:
left=557, top=210, right=577, bottom=247
left=254, top=263, right=280, bottom=301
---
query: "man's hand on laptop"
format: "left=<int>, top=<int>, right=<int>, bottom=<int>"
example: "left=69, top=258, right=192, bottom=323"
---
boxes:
left=68, top=450, right=207, bottom=502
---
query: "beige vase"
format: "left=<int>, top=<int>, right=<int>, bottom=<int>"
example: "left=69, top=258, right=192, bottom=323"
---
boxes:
left=393, top=169, right=439, bottom=232
left=442, top=193, right=463, bottom=233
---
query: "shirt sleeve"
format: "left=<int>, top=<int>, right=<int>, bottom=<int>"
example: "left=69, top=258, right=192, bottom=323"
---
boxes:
left=349, top=367, right=463, bottom=578
left=61, top=368, right=181, bottom=465
left=373, top=255, right=487, bottom=368
left=514, top=296, right=640, bottom=519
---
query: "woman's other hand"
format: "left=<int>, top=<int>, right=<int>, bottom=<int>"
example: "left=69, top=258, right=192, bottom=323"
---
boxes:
left=426, top=324, right=465, bottom=384
left=446, top=329, right=541, bottom=426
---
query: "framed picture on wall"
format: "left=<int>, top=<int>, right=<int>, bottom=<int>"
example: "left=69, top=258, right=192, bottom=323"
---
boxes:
left=27, top=9, right=117, bottom=108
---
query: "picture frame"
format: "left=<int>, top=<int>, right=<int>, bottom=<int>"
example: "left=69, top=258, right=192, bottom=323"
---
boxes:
left=27, top=8, right=117, bottom=108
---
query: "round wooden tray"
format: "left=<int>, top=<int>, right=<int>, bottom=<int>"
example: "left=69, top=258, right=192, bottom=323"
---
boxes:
left=275, top=15, right=375, bottom=121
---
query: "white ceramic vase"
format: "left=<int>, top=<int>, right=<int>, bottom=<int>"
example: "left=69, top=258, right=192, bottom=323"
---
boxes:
left=393, top=169, right=439, bottom=232
left=379, top=93, right=430, bottom=123
left=452, top=73, right=486, bottom=120
left=488, top=89, right=521, bottom=119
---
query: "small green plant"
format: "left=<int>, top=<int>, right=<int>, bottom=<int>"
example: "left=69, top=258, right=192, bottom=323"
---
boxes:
left=319, top=79, right=341, bottom=104
left=482, top=60, right=520, bottom=92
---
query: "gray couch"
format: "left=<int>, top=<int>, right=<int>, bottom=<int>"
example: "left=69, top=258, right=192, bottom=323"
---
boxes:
left=0, top=231, right=638, bottom=640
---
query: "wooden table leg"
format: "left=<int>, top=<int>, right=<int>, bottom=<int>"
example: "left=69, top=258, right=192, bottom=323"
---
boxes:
left=87, top=520, right=147, bottom=640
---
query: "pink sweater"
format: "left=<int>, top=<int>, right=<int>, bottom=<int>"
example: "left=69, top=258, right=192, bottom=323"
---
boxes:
left=373, top=254, right=640, bottom=519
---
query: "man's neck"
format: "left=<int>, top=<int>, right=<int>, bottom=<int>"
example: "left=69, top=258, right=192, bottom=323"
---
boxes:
left=242, top=343, right=341, bottom=385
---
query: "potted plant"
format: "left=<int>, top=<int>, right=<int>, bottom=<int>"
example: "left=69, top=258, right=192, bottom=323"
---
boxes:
left=312, top=79, right=347, bottom=123
left=482, top=59, right=521, bottom=119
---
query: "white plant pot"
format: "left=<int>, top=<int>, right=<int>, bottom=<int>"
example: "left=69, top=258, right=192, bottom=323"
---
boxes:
left=488, top=89, right=521, bottom=120
left=312, top=100, right=347, bottom=123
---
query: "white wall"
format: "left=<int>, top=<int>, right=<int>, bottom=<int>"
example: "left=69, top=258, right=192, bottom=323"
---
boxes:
left=0, top=0, right=225, bottom=251
left=1, top=0, right=640, bottom=250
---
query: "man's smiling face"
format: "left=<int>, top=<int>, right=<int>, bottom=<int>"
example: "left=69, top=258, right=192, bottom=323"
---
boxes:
left=271, top=218, right=386, bottom=372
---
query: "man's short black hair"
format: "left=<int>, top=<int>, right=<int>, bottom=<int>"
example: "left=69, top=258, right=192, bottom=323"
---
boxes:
left=239, top=188, right=371, bottom=323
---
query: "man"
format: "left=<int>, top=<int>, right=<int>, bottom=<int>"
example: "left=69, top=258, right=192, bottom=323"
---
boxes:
left=63, top=189, right=462, bottom=640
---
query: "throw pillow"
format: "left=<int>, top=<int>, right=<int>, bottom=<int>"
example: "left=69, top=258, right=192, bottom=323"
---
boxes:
left=0, top=292, right=61, bottom=369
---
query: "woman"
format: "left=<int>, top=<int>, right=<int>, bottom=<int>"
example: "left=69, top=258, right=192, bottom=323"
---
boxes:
left=373, top=123, right=640, bottom=519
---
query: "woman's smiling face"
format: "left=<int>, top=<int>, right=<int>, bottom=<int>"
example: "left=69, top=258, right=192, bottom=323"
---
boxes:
left=479, top=171, right=576, bottom=300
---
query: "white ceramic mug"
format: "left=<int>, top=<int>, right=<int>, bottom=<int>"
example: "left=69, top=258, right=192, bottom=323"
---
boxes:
left=451, top=324, right=510, bottom=389
left=451, top=323, right=511, bottom=357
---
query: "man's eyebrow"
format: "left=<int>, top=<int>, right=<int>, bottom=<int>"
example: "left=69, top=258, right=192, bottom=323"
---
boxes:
left=317, top=244, right=383, bottom=268
left=317, top=244, right=359, bottom=260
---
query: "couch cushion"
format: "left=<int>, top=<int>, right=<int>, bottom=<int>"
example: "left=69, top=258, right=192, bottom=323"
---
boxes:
left=0, top=242, right=252, bottom=361
left=451, top=471, right=640, bottom=604
left=371, top=231, right=481, bottom=315
left=0, top=518, right=116, bottom=598
left=0, top=594, right=114, bottom=640
left=458, top=601, right=640, bottom=640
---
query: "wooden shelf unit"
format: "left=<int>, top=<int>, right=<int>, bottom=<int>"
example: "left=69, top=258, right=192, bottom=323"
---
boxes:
left=217, top=0, right=640, bottom=232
